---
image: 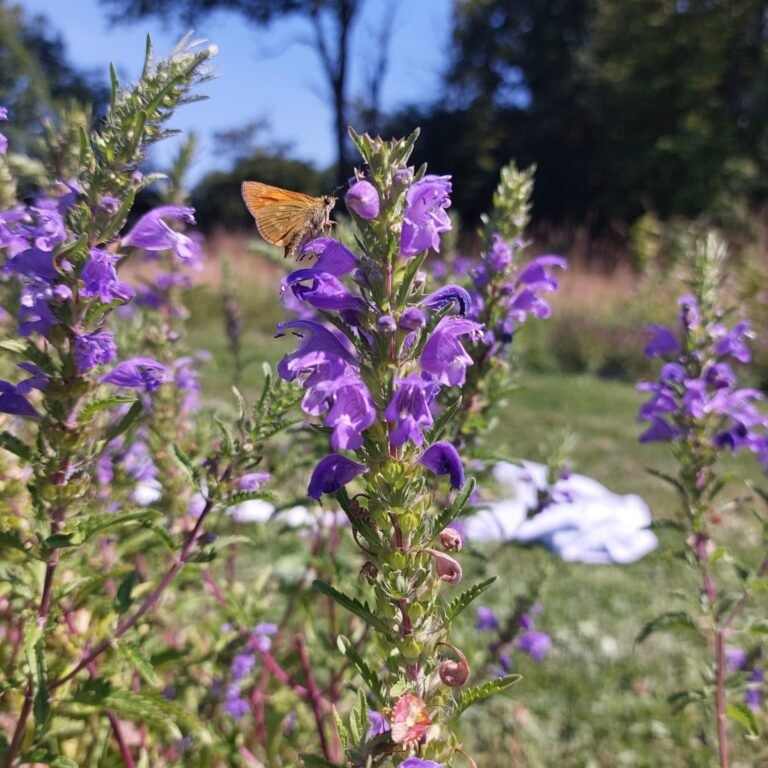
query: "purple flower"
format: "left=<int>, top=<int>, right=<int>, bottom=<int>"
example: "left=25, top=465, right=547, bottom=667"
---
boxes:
left=324, top=378, right=376, bottom=451
left=419, top=441, right=464, bottom=489
left=475, top=606, right=499, bottom=631
left=746, top=668, right=763, bottom=711
left=98, top=195, right=119, bottom=214
left=238, top=472, right=270, bottom=492
left=308, top=454, right=368, bottom=500
left=643, top=325, right=679, bottom=358
left=485, top=234, right=514, bottom=272
left=420, top=317, right=483, bottom=387
left=122, top=205, right=201, bottom=264
left=367, top=710, right=390, bottom=738
left=80, top=249, right=134, bottom=304
left=73, top=331, right=117, bottom=373
left=713, top=321, right=752, bottom=364
left=377, top=314, right=397, bottom=333
left=0, top=381, right=40, bottom=418
left=5, top=247, right=59, bottom=282
left=400, top=759, right=444, bottom=768
left=230, top=653, right=256, bottom=682
left=222, top=685, right=249, bottom=719
left=422, top=284, right=472, bottom=316
left=400, top=174, right=452, bottom=257
left=100, top=357, right=168, bottom=393
left=300, top=238, right=358, bottom=276
left=385, top=375, right=438, bottom=447
left=515, top=630, right=551, bottom=661
left=399, top=307, right=426, bottom=331
left=678, top=294, right=700, bottom=330
left=639, top=416, right=677, bottom=443
left=252, top=621, right=278, bottom=652
left=277, top=320, right=355, bottom=388
left=346, top=180, right=380, bottom=219
left=284, top=269, right=366, bottom=313
left=725, top=647, right=748, bottom=672
left=16, top=363, right=49, bottom=394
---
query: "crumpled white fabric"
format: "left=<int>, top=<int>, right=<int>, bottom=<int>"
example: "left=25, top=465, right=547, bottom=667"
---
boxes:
left=463, top=461, right=658, bottom=564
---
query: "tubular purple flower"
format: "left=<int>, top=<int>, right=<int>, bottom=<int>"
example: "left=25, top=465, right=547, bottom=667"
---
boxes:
left=400, top=174, right=452, bottom=257
left=399, top=307, right=426, bottom=331
left=16, top=362, right=49, bottom=394
left=475, top=606, right=499, bottom=631
left=73, top=330, right=118, bottom=373
left=420, top=317, right=483, bottom=387
left=100, top=357, right=168, bottom=393
left=422, top=284, right=472, bottom=316
left=643, top=325, right=679, bottom=358
left=377, top=314, right=397, bottom=333
left=308, top=454, right=368, bottom=500
left=713, top=321, right=753, bottom=364
left=238, top=472, right=270, bottom=492
left=419, top=441, right=465, bottom=489
left=324, top=377, right=376, bottom=451
left=367, top=710, right=390, bottom=738
left=400, top=758, right=444, bottom=768
left=80, top=248, right=134, bottom=304
left=121, top=205, right=201, bottom=264
left=639, top=417, right=677, bottom=443
left=0, top=381, right=40, bottom=418
left=384, top=374, right=438, bottom=447
left=346, top=180, right=380, bottom=219
left=300, top=237, right=358, bottom=276
left=284, top=269, right=366, bottom=313
left=5, top=247, right=59, bottom=282
left=485, top=234, right=515, bottom=271
left=515, top=630, right=551, bottom=661
left=516, top=255, right=567, bottom=290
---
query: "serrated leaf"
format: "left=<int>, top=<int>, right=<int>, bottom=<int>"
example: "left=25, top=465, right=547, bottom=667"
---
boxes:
left=336, top=635, right=385, bottom=706
left=114, top=570, right=139, bottom=615
left=455, top=673, right=522, bottom=715
left=727, top=701, right=760, bottom=735
left=0, top=431, right=32, bottom=461
left=105, top=400, right=143, bottom=441
left=75, top=508, right=161, bottom=543
left=172, top=443, right=199, bottom=483
left=434, top=477, right=477, bottom=534
left=636, top=611, right=696, bottom=644
left=313, top=581, right=389, bottom=634
left=332, top=706, right=348, bottom=754
left=96, top=690, right=193, bottom=738
left=115, top=641, right=160, bottom=687
left=80, top=395, right=136, bottom=420
left=445, top=576, right=497, bottom=623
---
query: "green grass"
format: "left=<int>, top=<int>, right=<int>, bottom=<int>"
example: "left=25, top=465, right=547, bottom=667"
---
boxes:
left=185, top=286, right=767, bottom=767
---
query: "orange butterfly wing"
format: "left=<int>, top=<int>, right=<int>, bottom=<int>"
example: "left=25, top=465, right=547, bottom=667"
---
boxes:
left=241, top=181, right=321, bottom=247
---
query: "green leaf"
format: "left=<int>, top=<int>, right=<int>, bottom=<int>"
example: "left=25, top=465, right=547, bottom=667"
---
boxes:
left=105, top=400, right=143, bottom=441
left=80, top=395, right=136, bottom=420
left=331, top=706, right=348, bottom=754
left=349, top=688, right=369, bottom=745
left=336, top=635, right=385, bottom=705
left=455, top=673, right=522, bottom=715
left=115, top=641, right=160, bottom=687
left=0, top=431, right=32, bottom=461
left=445, top=576, right=497, bottom=623
left=75, top=508, right=161, bottom=543
left=172, top=443, right=199, bottom=484
left=313, top=580, right=389, bottom=634
left=114, top=570, right=139, bottom=615
left=96, top=690, right=195, bottom=738
left=636, top=611, right=697, bottom=644
left=43, top=533, right=76, bottom=550
left=0, top=339, right=27, bottom=354
left=727, top=701, right=760, bottom=735
left=433, top=477, right=477, bottom=534
left=27, top=639, right=50, bottom=727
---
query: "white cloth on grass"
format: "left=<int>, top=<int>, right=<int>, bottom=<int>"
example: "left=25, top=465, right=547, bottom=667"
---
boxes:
left=463, top=461, right=657, bottom=564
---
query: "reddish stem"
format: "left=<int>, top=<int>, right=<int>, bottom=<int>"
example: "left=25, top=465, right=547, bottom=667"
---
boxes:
left=296, top=635, right=338, bottom=764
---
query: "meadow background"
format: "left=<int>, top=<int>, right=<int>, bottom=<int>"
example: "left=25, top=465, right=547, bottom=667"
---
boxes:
left=2, top=0, right=768, bottom=766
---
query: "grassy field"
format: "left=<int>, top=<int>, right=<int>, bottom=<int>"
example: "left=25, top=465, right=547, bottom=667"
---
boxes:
left=182, top=265, right=766, bottom=768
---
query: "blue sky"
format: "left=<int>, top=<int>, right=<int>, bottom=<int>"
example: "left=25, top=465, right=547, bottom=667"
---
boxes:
left=19, top=0, right=453, bottom=180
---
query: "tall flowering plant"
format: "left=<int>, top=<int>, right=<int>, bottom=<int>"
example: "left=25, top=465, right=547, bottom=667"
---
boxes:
left=275, top=130, right=521, bottom=768
left=637, top=233, right=768, bottom=767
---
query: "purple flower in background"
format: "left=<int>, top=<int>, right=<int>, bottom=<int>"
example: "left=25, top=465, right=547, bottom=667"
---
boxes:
left=475, top=606, right=499, bottom=631
left=73, top=330, right=117, bottom=373
left=368, top=710, right=390, bottom=738
left=419, top=441, right=464, bottom=489
left=638, top=416, right=677, bottom=443
left=251, top=622, right=278, bottom=653
left=308, top=454, right=368, bottom=500
left=420, top=317, right=483, bottom=387
left=223, top=685, right=249, bottom=719
left=324, top=377, right=376, bottom=451
left=100, top=357, right=168, bottom=393
left=0, top=381, right=40, bottom=418
left=122, top=205, right=201, bottom=264
left=746, top=668, right=763, bottom=711
left=400, top=759, right=444, bottom=768
left=0, top=105, right=7, bottom=155
left=385, top=375, right=438, bottom=447
left=80, top=248, right=134, bottom=304
left=230, top=653, right=256, bottom=683
left=238, top=472, right=270, bottom=492
left=725, top=647, right=748, bottom=672
left=346, top=180, right=380, bottom=219
left=400, top=174, right=452, bottom=257
left=515, top=630, right=551, bottom=661
left=486, top=234, right=514, bottom=272
left=678, top=294, right=700, bottom=330
left=300, top=238, right=358, bottom=276
left=422, top=284, right=472, bottom=316
left=643, top=325, right=679, bottom=358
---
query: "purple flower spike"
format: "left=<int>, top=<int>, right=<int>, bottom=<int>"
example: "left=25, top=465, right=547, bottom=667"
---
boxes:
left=400, top=174, right=452, bottom=257
left=73, top=330, right=117, bottom=373
left=0, top=381, right=40, bottom=418
left=100, top=357, right=168, bottom=393
left=346, top=180, right=380, bottom=220
left=475, top=605, right=499, bottom=631
left=300, top=238, right=358, bottom=276
left=80, top=249, right=134, bottom=304
left=400, top=759, right=444, bottom=768
left=515, top=630, right=551, bottom=661
left=122, top=205, right=201, bottom=264
left=307, top=454, right=368, bottom=500
left=385, top=375, right=438, bottom=447
left=419, top=441, right=464, bottom=489
left=422, top=284, right=472, bottom=316
left=643, top=325, right=679, bottom=358
left=420, top=317, right=483, bottom=387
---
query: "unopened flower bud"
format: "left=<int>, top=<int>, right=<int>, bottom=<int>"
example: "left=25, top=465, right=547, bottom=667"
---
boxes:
left=439, top=527, right=463, bottom=552
left=393, top=168, right=413, bottom=188
left=424, top=548, right=462, bottom=584
left=346, top=180, right=380, bottom=220
left=438, top=644, right=470, bottom=687
left=377, top=314, right=397, bottom=333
